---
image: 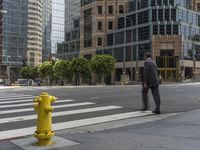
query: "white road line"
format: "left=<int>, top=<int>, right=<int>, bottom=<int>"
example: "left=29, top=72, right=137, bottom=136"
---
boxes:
left=0, top=98, right=74, bottom=104
left=0, top=96, right=35, bottom=101
left=0, top=106, right=122, bottom=124
left=0, top=102, right=95, bottom=114
left=0, top=99, right=75, bottom=108
left=0, top=111, right=153, bottom=140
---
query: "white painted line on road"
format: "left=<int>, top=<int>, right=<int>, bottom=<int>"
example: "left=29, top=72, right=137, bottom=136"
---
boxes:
left=0, top=102, right=95, bottom=114
left=0, top=99, right=33, bottom=104
left=0, top=99, right=75, bottom=108
left=0, top=111, right=153, bottom=140
left=0, top=99, right=74, bottom=104
left=0, top=96, right=35, bottom=101
left=0, top=106, right=122, bottom=124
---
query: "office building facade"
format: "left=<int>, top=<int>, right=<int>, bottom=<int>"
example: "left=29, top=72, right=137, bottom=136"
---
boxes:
left=80, top=0, right=127, bottom=59
left=96, top=0, right=200, bottom=81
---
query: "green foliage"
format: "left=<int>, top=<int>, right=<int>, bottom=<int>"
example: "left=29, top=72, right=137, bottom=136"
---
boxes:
left=20, top=66, right=32, bottom=79
left=54, top=60, right=72, bottom=79
left=91, top=54, right=116, bottom=78
left=38, top=61, right=54, bottom=78
left=30, top=66, right=39, bottom=80
left=71, top=57, right=91, bottom=78
left=20, top=66, right=39, bottom=80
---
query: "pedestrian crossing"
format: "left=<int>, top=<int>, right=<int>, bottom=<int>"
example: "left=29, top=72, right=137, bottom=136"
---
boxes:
left=0, top=93, right=153, bottom=140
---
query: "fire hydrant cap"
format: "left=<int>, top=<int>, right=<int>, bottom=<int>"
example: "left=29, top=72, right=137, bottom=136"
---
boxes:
left=40, top=92, right=48, bottom=96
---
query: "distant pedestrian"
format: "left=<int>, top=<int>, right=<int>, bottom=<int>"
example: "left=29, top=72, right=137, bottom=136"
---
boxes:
left=141, top=52, right=161, bottom=114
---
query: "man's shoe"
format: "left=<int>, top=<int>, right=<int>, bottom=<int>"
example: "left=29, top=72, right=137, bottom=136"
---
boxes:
left=152, top=110, right=160, bottom=114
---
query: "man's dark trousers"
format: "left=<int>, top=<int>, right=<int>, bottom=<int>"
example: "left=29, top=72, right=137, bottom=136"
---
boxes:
left=142, top=85, right=161, bottom=110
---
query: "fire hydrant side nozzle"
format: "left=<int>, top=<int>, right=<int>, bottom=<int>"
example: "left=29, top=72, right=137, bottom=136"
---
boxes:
left=34, top=92, right=56, bottom=146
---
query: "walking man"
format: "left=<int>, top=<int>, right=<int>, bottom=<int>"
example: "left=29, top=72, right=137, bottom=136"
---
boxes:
left=142, top=52, right=161, bottom=114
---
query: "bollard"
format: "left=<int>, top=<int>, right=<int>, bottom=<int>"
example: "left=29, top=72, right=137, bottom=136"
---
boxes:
left=33, top=92, right=57, bottom=146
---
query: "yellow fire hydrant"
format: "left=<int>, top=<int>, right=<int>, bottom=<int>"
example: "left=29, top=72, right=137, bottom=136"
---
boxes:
left=33, top=92, right=57, bottom=146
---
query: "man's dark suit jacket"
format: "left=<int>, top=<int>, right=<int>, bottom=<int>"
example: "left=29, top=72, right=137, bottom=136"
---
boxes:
left=143, top=58, right=159, bottom=88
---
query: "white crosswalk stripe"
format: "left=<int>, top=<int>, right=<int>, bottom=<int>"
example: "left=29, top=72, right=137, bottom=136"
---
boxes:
left=0, top=93, right=153, bottom=140
left=0, top=106, right=122, bottom=124
left=0, top=96, right=35, bottom=101
left=0, top=102, right=95, bottom=114
left=0, top=99, right=74, bottom=108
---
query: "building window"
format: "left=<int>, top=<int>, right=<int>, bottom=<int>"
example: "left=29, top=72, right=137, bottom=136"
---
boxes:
left=152, top=9, right=157, bottom=21
left=166, top=25, right=171, bottom=35
left=118, top=17, right=124, bottom=29
left=169, top=0, right=174, bottom=6
left=160, top=25, right=165, bottom=35
left=151, top=0, right=156, bottom=6
left=108, top=6, right=113, bottom=14
left=153, top=25, right=158, bottom=35
left=98, top=6, right=103, bottom=14
left=171, top=9, right=176, bottom=21
left=138, top=26, right=150, bottom=41
left=108, top=21, right=113, bottom=30
left=157, top=0, right=162, bottom=6
left=97, top=37, right=102, bottom=46
left=138, top=11, right=149, bottom=24
left=119, top=5, right=124, bottom=14
left=173, top=25, right=178, bottom=34
left=107, top=34, right=113, bottom=46
left=98, top=21, right=102, bottom=30
left=197, top=3, right=200, bottom=11
left=163, top=0, right=168, bottom=6
left=165, top=9, right=170, bottom=21
left=158, top=9, right=163, bottom=21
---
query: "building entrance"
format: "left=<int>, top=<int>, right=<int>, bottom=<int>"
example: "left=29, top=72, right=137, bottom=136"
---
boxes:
left=156, top=56, right=178, bottom=81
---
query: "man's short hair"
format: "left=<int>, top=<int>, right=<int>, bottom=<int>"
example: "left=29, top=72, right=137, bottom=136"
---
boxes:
left=145, top=52, right=151, bottom=58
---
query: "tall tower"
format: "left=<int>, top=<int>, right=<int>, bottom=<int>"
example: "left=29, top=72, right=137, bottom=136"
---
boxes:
left=42, top=0, right=52, bottom=61
left=27, top=0, right=43, bottom=66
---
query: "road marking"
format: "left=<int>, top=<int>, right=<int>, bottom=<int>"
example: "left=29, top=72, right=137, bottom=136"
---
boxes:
left=0, top=102, right=95, bottom=114
left=0, top=96, right=35, bottom=101
left=0, top=99, right=75, bottom=108
left=0, top=106, right=122, bottom=124
left=0, top=98, right=74, bottom=104
left=0, top=111, right=153, bottom=140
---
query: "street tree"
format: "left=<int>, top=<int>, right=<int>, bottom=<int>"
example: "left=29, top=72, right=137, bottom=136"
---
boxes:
left=30, top=66, right=39, bottom=80
left=38, top=61, right=54, bottom=85
left=20, top=66, right=32, bottom=79
left=71, top=57, right=91, bottom=85
left=91, top=54, right=116, bottom=84
left=20, top=66, right=39, bottom=83
left=54, top=60, right=72, bottom=85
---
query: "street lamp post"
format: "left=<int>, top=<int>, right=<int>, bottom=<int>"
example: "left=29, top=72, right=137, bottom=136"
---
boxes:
left=192, top=37, right=196, bottom=78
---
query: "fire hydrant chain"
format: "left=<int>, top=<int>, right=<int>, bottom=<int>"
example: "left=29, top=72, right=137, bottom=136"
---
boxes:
left=33, top=92, right=57, bottom=146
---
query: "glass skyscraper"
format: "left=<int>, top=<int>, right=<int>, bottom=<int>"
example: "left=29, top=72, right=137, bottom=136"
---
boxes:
left=0, top=0, right=28, bottom=66
left=57, top=0, right=80, bottom=60
left=51, top=0, right=65, bottom=54
left=42, top=0, right=52, bottom=61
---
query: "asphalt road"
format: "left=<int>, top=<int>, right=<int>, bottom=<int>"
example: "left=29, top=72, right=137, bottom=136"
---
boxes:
left=0, top=83, right=200, bottom=150
left=5, top=83, right=200, bottom=114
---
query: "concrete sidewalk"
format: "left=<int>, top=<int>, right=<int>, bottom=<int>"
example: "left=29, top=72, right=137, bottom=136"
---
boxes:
left=1, top=109, right=200, bottom=150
